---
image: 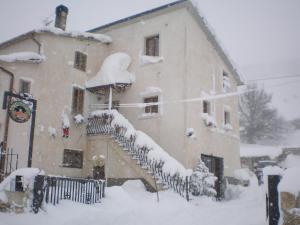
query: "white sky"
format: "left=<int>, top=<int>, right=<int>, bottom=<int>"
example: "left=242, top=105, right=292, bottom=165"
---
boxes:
left=0, top=0, right=300, bottom=119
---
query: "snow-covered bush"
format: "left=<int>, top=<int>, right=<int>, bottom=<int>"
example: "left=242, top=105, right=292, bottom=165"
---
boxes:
left=190, top=158, right=217, bottom=197
left=74, top=114, right=84, bottom=125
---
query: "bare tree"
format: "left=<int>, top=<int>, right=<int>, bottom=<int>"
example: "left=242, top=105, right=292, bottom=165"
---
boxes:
left=239, top=84, right=288, bottom=144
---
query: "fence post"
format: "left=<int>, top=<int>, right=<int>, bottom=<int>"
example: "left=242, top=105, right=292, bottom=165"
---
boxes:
left=185, top=176, right=189, bottom=201
left=32, top=175, right=45, bottom=213
left=267, top=175, right=281, bottom=225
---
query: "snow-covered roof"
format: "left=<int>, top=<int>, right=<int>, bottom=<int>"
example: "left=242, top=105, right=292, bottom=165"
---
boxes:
left=86, top=52, right=135, bottom=89
left=88, top=0, right=243, bottom=85
left=0, top=26, right=111, bottom=50
left=0, top=51, right=45, bottom=63
left=36, top=27, right=112, bottom=44
left=278, top=168, right=300, bottom=195
left=240, top=144, right=283, bottom=159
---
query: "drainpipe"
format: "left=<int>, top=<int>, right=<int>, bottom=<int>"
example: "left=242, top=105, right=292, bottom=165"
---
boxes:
left=31, top=34, right=42, bottom=54
left=0, top=66, right=14, bottom=175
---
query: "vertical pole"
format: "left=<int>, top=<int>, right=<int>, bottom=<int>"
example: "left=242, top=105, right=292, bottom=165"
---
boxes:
left=108, top=86, right=112, bottom=112
left=185, top=176, right=189, bottom=201
left=27, top=99, right=37, bottom=167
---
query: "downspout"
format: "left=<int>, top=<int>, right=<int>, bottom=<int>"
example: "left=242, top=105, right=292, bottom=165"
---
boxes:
left=0, top=66, right=14, bottom=175
left=30, top=34, right=42, bottom=54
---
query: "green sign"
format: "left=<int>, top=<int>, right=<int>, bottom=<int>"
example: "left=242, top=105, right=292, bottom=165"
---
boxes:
left=8, top=100, right=32, bottom=123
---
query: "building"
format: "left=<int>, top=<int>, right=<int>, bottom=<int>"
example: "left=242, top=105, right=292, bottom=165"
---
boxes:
left=0, top=0, right=243, bottom=196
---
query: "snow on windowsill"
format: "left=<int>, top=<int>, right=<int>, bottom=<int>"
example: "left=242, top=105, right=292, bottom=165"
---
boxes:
left=139, top=55, right=164, bottom=66
left=0, top=52, right=46, bottom=63
left=201, top=113, right=216, bottom=127
left=140, top=86, right=162, bottom=97
left=138, top=112, right=161, bottom=120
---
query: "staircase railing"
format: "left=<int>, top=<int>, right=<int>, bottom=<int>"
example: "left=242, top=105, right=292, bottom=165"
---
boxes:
left=87, top=110, right=191, bottom=201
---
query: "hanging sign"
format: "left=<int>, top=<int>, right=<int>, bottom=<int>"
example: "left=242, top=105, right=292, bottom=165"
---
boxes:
left=8, top=100, right=32, bottom=123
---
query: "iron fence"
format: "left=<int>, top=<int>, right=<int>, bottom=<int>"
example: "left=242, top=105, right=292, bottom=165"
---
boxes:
left=32, top=175, right=105, bottom=213
left=87, top=115, right=190, bottom=201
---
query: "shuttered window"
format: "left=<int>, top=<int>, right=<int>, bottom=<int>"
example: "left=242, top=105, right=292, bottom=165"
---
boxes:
left=63, top=149, right=83, bottom=168
left=74, top=51, right=87, bottom=71
left=144, top=96, right=159, bottom=113
left=145, top=35, right=159, bottom=56
left=19, top=80, right=31, bottom=94
left=72, top=87, right=84, bottom=114
left=224, top=111, right=231, bottom=125
left=203, top=100, right=211, bottom=115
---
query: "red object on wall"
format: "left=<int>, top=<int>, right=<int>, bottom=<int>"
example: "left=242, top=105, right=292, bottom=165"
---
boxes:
left=63, top=127, right=69, bottom=138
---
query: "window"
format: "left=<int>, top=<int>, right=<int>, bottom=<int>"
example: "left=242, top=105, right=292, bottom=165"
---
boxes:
left=144, top=96, right=159, bottom=114
left=222, top=71, right=230, bottom=92
left=74, top=51, right=87, bottom=71
left=19, top=79, right=31, bottom=94
left=203, top=100, right=211, bottom=114
left=63, top=149, right=83, bottom=168
left=145, top=35, right=159, bottom=56
left=224, top=111, right=231, bottom=125
left=72, top=87, right=84, bottom=114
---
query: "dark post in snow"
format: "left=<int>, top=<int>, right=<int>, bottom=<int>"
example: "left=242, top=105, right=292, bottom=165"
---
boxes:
left=2, top=91, right=37, bottom=168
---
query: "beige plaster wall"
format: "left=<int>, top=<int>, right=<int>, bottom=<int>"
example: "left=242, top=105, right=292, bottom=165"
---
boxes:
left=0, top=33, right=109, bottom=177
left=94, top=7, right=241, bottom=176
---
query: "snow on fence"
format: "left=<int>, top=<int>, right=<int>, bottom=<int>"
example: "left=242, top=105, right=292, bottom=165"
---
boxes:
left=87, top=110, right=192, bottom=200
left=32, top=175, right=105, bottom=213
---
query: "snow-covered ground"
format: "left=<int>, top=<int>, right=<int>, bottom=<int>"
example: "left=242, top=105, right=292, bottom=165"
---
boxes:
left=0, top=180, right=266, bottom=225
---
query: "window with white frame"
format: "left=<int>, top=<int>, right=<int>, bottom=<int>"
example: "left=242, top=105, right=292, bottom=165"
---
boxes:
left=144, top=96, right=159, bottom=114
left=222, top=71, right=230, bottom=92
left=145, top=35, right=159, bottom=56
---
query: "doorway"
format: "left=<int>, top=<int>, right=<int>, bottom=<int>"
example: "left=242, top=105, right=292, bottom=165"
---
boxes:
left=201, top=154, right=224, bottom=199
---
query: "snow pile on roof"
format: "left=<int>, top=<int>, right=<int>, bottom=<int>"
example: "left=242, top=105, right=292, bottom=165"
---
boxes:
left=86, top=52, right=135, bottom=88
left=0, top=52, right=45, bottom=63
left=140, top=55, right=164, bottom=65
left=240, top=144, right=282, bottom=159
left=278, top=168, right=300, bottom=195
left=281, top=154, right=300, bottom=169
left=90, top=109, right=192, bottom=177
left=0, top=168, right=44, bottom=202
left=36, top=26, right=112, bottom=43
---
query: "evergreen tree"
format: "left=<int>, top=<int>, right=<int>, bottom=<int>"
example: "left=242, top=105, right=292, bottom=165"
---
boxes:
left=190, top=158, right=217, bottom=197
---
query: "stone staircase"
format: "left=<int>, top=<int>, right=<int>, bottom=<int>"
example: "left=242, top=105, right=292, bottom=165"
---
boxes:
left=87, top=110, right=192, bottom=200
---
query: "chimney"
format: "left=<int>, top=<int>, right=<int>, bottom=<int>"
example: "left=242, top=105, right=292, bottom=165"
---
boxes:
left=55, top=5, right=68, bottom=31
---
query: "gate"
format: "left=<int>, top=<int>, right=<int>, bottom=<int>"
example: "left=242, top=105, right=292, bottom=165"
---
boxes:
left=266, top=175, right=281, bottom=225
left=32, top=175, right=105, bottom=213
left=0, top=148, right=18, bottom=179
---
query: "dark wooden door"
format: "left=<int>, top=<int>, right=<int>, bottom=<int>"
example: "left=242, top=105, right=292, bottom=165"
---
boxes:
left=201, top=154, right=224, bottom=199
left=93, top=166, right=105, bottom=180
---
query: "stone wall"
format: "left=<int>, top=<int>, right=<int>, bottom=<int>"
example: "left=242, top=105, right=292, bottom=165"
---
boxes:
left=280, top=191, right=300, bottom=225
